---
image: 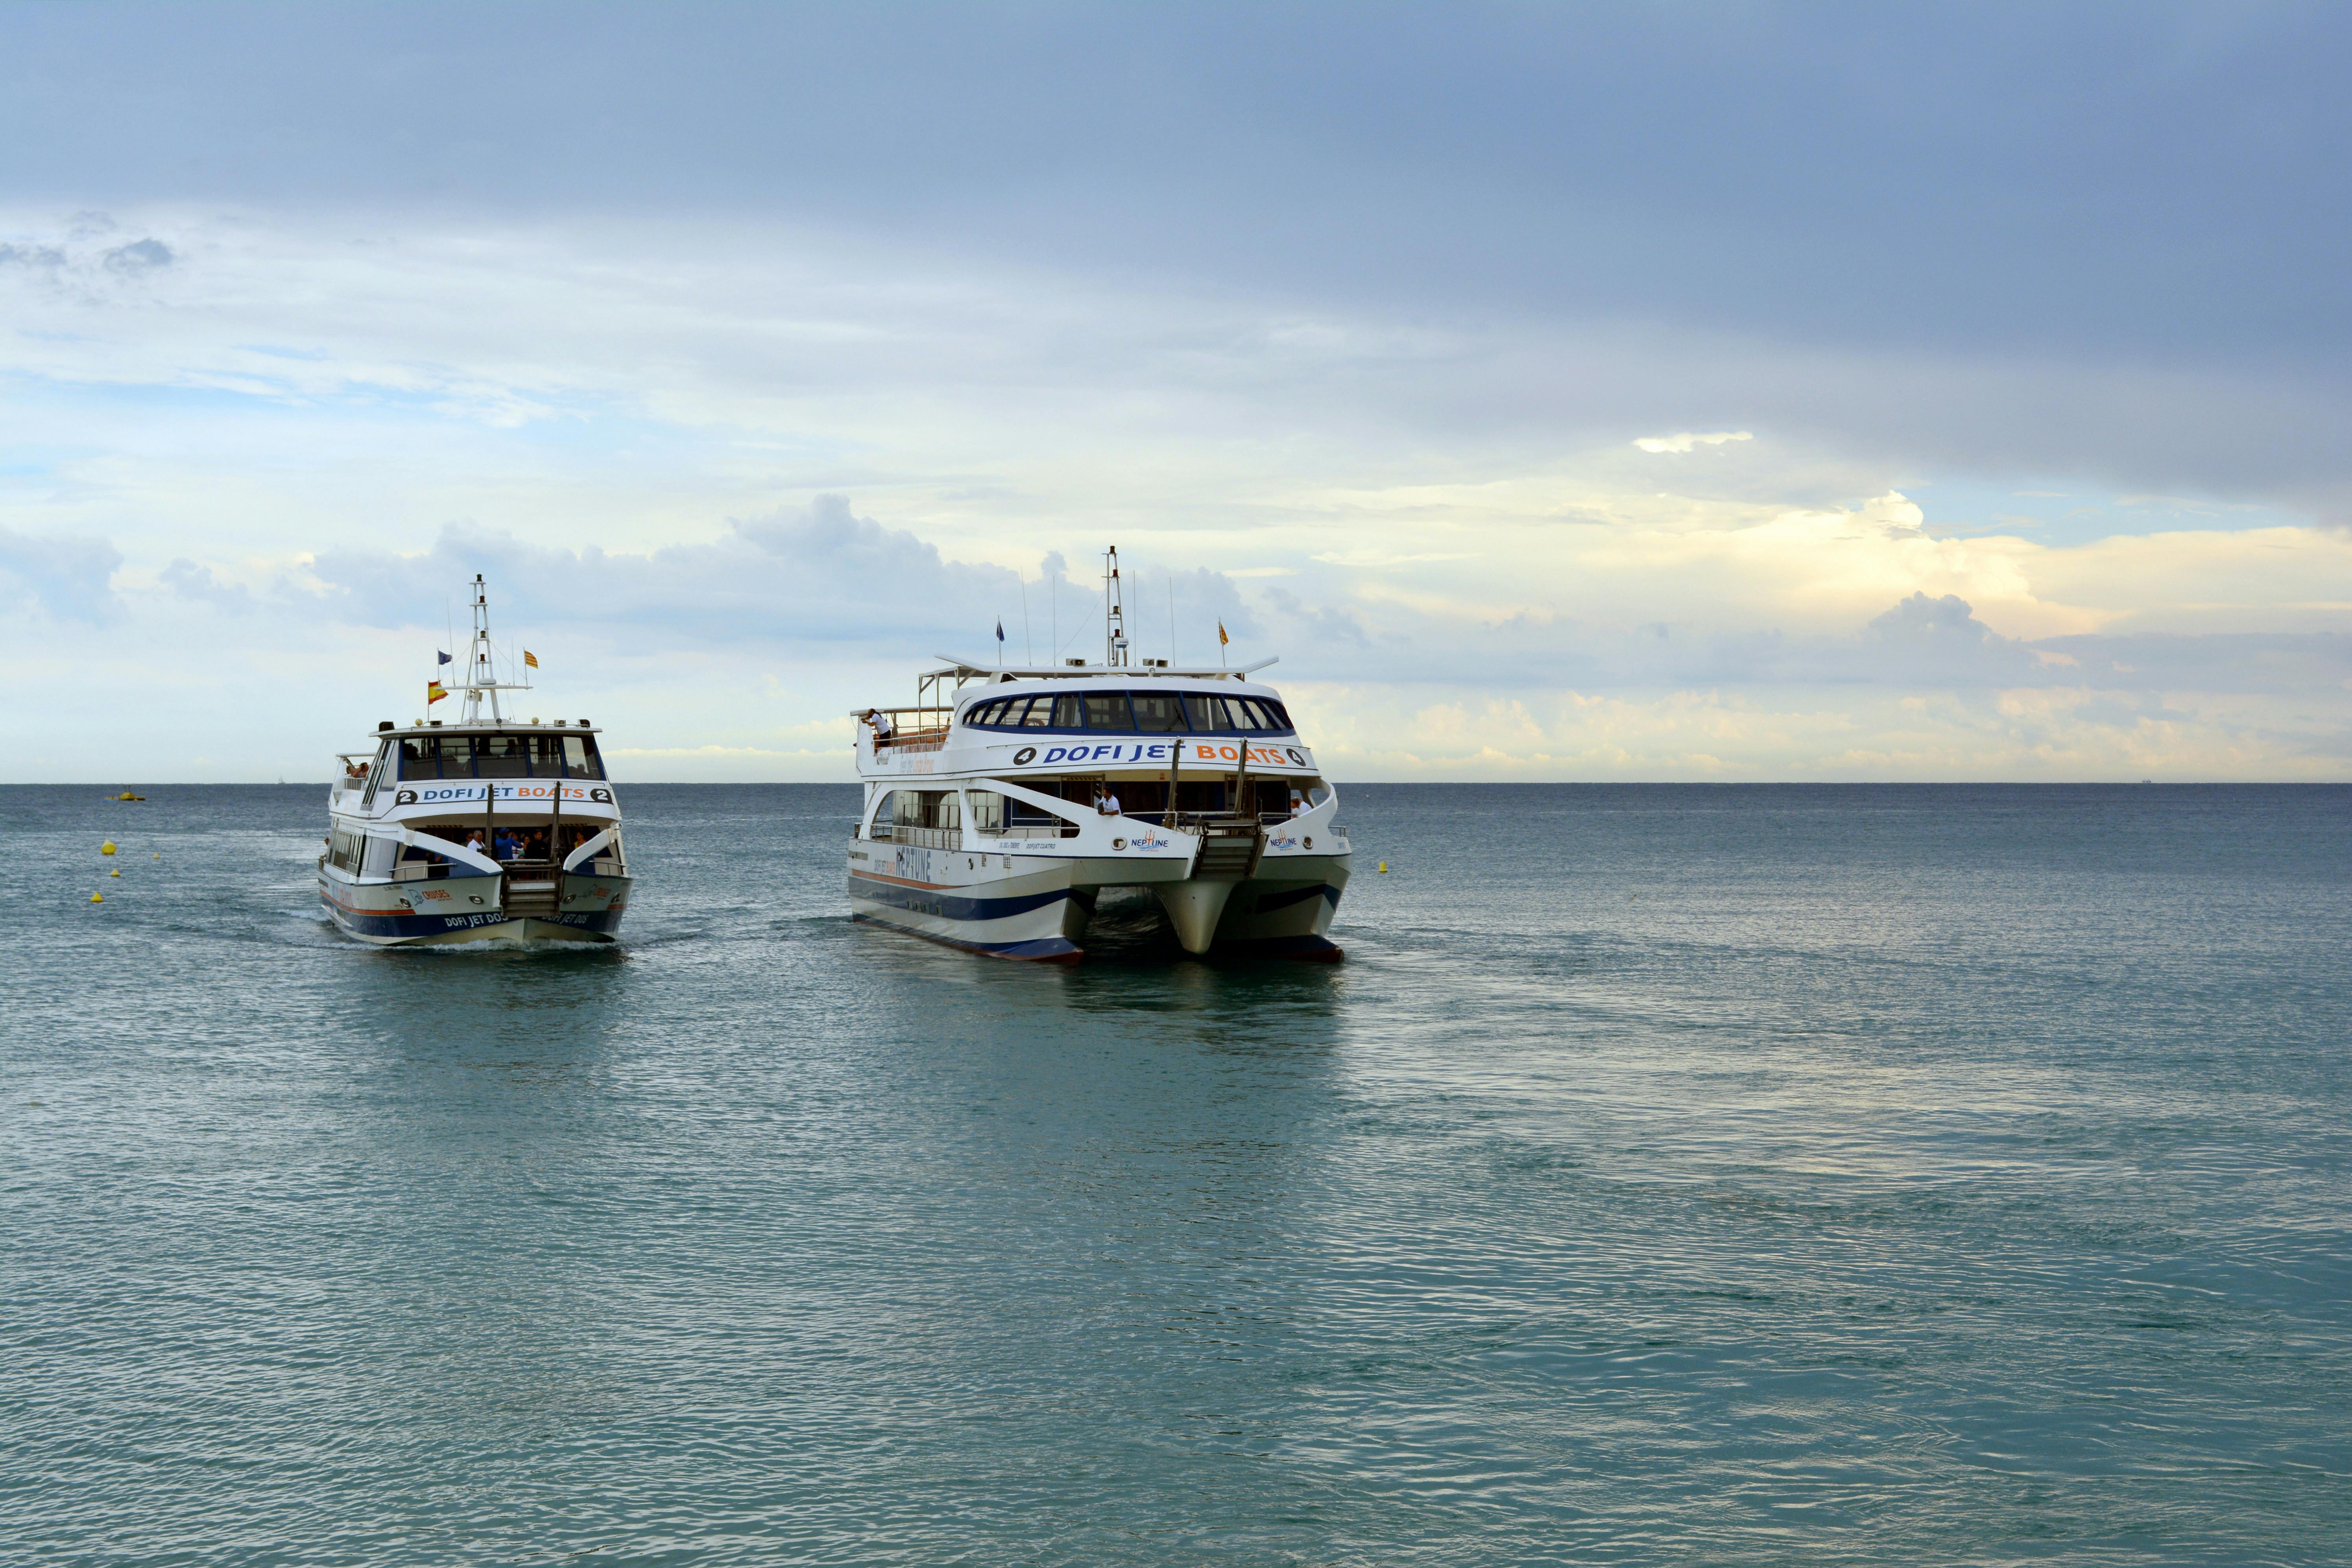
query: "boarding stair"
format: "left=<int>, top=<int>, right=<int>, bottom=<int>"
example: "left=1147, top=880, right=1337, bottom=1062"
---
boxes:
left=1189, top=817, right=1265, bottom=880
left=501, top=863, right=563, bottom=920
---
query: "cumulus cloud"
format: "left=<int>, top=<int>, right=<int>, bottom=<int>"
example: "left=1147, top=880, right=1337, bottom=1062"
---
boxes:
left=1633, top=430, right=1754, bottom=454
left=159, top=557, right=251, bottom=612
left=0, top=525, right=120, bottom=621
left=101, top=237, right=173, bottom=273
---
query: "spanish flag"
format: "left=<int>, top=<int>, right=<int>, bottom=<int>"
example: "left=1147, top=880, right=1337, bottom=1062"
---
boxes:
left=524, top=650, right=539, bottom=669
left=427, top=681, right=449, bottom=705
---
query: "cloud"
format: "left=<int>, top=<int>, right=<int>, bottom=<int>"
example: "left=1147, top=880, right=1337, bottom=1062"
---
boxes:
left=0, top=525, right=120, bottom=621
left=101, top=237, right=173, bottom=273
left=159, top=557, right=251, bottom=612
left=1634, top=430, right=1754, bottom=454
left=1858, top=591, right=2043, bottom=683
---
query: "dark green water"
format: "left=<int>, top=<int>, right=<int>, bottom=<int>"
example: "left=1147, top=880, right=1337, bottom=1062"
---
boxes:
left=4, top=783, right=2348, bottom=1564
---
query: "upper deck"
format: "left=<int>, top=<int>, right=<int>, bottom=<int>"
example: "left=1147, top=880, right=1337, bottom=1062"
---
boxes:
left=332, top=717, right=622, bottom=823
left=856, top=658, right=1322, bottom=782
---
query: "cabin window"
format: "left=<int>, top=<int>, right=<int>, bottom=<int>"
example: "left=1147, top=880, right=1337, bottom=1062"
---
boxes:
left=967, top=790, right=1004, bottom=832
left=932, top=794, right=961, bottom=831
left=406, top=736, right=480, bottom=778
left=475, top=734, right=530, bottom=778
left=1130, top=692, right=1187, bottom=732
left=361, top=743, right=392, bottom=808
left=560, top=735, right=602, bottom=778
left=889, top=790, right=925, bottom=827
left=1082, top=692, right=1131, bottom=729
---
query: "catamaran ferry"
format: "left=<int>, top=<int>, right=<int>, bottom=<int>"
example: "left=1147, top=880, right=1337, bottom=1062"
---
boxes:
left=847, top=548, right=1348, bottom=962
left=318, top=576, right=630, bottom=946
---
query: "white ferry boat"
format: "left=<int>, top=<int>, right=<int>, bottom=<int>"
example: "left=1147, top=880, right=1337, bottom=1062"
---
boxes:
left=318, top=576, right=631, bottom=946
left=848, top=549, right=1349, bottom=962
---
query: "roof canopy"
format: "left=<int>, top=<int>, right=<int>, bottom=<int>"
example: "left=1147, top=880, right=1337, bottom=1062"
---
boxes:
left=926, top=654, right=1278, bottom=682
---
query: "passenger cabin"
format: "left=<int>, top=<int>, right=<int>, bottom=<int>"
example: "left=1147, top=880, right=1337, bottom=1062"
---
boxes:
left=859, top=665, right=1333, bottom=846
left=331, top=720, right=624, bottom=881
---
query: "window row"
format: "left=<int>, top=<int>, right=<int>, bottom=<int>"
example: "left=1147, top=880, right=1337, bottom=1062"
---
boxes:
left=960, top=690, right=1293, bottom=735
left=394, top=733, right=605, bottom=780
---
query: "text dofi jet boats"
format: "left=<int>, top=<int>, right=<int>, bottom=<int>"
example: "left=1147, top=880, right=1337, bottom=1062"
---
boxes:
left=318, top=576, right=630, bottom=946
left=847, top=548, right=1349, bottom=962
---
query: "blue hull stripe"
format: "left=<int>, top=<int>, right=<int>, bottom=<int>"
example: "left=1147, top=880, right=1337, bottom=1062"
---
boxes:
left=322, top=898, right=624, bottom=941
left=850, top=914, right=1082, bottom=962
left=1250, top=882, right=1344, bottom=914
left=847, top=874, right=1076, bottom=923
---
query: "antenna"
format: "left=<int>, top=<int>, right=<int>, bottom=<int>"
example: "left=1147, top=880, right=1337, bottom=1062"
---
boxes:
left=1167, top=572, right=1178, bottom=666
left=1103, top=545, right=1128, bottom=668
left=463, top=574, right=501, bottom=724
left=456, top=575, right=532, bottom=724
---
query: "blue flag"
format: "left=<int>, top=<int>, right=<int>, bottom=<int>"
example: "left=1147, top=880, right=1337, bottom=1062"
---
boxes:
left=995, top=619, right=1005, bottom=646
left=437, top=650, right=452, bottom=665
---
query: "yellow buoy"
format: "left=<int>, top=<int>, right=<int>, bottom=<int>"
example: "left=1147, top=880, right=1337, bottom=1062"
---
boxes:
left=153, top=853, right=161, bottom=859
left=100, top=840, right=117, bottom=856
left=90, top=891, right=103, bottom=903
left=110, top=868, right=121, bottom=877
left=1377, top=861, right=1388, bottom=872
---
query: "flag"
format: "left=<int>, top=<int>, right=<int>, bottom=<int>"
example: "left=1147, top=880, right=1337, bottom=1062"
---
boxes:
left=523, top=650, right=539, bottom=669
left=427, top=681, right=448, bottom=705
left=437, top=650, right=452, bottom=665
left=1218, top=620, right=1229, bottom=646
left=995, top=619, right=1005, bottom=649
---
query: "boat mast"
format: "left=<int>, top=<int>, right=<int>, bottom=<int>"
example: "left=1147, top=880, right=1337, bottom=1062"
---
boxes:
left=458, top=574, right=530, bottom=724
left=1103, top=546, right=1128, bottom=668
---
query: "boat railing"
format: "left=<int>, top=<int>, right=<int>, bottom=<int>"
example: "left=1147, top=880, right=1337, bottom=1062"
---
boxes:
left=870, top=824, right=962, bottom=849
left=976, top=820, right=1081, bottom=839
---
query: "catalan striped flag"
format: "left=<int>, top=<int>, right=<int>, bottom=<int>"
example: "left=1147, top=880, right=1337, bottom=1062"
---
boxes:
left=524, top=650, right=539, bottom=669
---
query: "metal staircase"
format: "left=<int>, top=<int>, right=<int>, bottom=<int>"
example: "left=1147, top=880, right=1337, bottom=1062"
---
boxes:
left=1190, top=820, right=1265, bottom=880
left=501, top=865, right=561, bottom=920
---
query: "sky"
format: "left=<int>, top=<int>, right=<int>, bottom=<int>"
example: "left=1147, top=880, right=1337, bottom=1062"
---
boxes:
left=4, top=1, right=2350, bottom=781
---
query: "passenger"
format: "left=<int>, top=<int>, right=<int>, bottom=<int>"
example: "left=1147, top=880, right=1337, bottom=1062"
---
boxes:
left=493, top=829, right=521, bottom=861
left=465, top=831, right=487, bottom=856
left=866, top=708, right=895, bottom=742
left=1290, top=791, right=1308, bottom=817
left=1097, top=787, right=1122, bottom=816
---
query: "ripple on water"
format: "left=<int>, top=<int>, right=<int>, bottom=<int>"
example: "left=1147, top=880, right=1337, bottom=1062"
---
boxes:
left=2, top=782, right=2349, bottom=1565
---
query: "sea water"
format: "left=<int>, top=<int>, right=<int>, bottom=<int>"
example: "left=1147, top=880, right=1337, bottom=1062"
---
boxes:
left=3, top=783, right=2347, bottom=1565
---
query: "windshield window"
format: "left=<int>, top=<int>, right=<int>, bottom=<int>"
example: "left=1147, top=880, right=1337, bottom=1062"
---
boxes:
left=957, top=689, right=1294, bottom=734
left=1131, top=692, right=1187, bottom=731
left=561, top=735, right=604, bottom=778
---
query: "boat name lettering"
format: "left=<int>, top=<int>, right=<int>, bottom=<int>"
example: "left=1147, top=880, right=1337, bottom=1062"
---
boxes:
left=1012, top=742, right=1309, bottom=769
left=391, top=784, right=612, bottom=806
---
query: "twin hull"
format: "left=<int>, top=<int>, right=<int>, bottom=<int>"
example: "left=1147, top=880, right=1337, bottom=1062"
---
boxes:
left=846, top=838, right=1348, bottom=962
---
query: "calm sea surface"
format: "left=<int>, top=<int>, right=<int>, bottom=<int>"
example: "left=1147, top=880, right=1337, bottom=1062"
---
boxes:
left=4, top=783, right=2348, bottom=1565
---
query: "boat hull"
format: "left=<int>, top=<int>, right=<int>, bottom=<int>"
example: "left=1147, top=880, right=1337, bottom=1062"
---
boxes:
left=318, top=870, right=630, bottom=947
left=844, top=846, right=1348, bottom=962
left=847, top=856, right=1095, bottom=961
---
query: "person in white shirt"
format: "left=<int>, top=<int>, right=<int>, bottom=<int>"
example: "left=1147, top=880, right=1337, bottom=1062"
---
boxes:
left=1097, top=787, right=1122, bottom=816
left=1289, top=791, right=1308, bottom=817
left=865, top=708, right=895, bottom=741
left=465, top=831, right=487, bottom=855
